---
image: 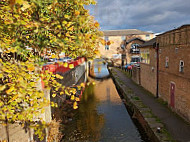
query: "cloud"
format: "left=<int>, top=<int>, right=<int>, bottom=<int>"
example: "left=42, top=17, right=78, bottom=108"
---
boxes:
left=87, top=0, right=190, bottom=33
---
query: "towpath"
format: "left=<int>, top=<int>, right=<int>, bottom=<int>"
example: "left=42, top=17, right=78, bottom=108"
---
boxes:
left=111, top=67, right=190, bottom=142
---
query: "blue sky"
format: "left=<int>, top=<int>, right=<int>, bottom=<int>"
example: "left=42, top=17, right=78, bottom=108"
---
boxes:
left=87, top=0, right=190, bottom=33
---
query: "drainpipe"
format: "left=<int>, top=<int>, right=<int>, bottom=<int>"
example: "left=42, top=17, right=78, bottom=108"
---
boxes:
left=156, top=43, right=159, bottom=98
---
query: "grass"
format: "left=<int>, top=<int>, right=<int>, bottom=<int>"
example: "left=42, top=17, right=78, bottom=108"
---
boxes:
left=132, top=96, right=140, bottom=100
left=118, top=68, right=132, bottom=78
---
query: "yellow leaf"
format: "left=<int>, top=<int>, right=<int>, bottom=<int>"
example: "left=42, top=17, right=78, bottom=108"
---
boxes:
left=63, top=62, right=68, bottom=67
left=52, top=94, right=56, bottom=98
left=28, top=66, right=35, bottom=71
left=0, top=101, right=4, bottom=107
left=62, top=21, right=67, bottom=25
left=55, top=103, right=58, bottom=107
left=68, top=26, right=74, bottom=31
left=66, top=32, right=70, bottom=37
left=69, top=64, right=74, bottom=69
left=16, top=0, right=24, bottom=4
left=100, top=39, right=106, bottom=45
left=80, top=83, right=85, bottom=88
left=94, top=50, right=99, bottom=55
left=51, top=54, right=56, bottom=58
left=71, top=95, right=75, bottom=100
left=75, top=11, right=80, bottom=16
left=94, top=21, right=99, bottom=28
left=55, top=74, right=63, bottom=79
left=87, top=82, right=90, bottom=86
left=75, top=97, right=80, bottom=102
left=9, top=94, right=18, bottom=102
left=65, top=90, right=70, bottom=95
left=73, top=101, right=78, bottom=109
left=51, top=102, right=55, bottom=107
left=0, top=85, right=6, bottom=91
left=64, top=15, right=69, bottom=19
left=21, top=1, right=30, bottom=11
left=6, top=86, right=14, bottom=94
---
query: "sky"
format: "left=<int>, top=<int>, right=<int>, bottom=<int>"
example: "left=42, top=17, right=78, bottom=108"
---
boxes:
left=87, top=0, right=190, bottom=33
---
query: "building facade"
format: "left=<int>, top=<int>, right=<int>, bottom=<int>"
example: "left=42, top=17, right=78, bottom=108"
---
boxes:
left=157, top=25, right=190, bottom=122
left=99, top=29, right=155, bottom=66
left=139, top=38, right=157, bottom=96
left=125, top=38, right=145, bottom=64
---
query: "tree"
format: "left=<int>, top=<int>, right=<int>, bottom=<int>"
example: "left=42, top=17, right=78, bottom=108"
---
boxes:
left=0, top=0, right=102, bottom=140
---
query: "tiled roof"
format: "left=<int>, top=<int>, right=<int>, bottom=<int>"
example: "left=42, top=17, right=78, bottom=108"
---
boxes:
left=139, top=38, right=156, bottom=48
left=126, top=38, right=145, bottom=44
left=102, top=29, right=152, bottom=36
left=157, top=24, right=190, bottom=36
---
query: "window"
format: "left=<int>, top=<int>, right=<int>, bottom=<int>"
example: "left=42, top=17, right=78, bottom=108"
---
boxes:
left=104, top=36, right=109, bottom=50
left=130, top=43, right=140, bottom=53
left=121, top=36, right=126, bottom=40
left=131, top=43, right=139, bottom=49
left=105, top=36, right=109, bottom=41
left=140, top=49, right=150, bottom=64
left=165, top=57, right=169, bottom=68
left=179, top=60, right=184, bottom=72
left=175, top=48, right=178, bottom=54
left=121, top=44, right=125, bottom=49
left=131, top=57, right=141, bottom=63
left=105, top=45, right=109, bottom=50
left=146, top=34, right=150, bottom=40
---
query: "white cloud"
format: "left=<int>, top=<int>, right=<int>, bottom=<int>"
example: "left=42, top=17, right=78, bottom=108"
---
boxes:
left=87, top=0, right=190, bottom=33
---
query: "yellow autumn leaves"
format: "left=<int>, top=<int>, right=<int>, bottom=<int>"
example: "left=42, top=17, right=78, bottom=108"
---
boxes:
left=0, top=0, right=101, bottom=140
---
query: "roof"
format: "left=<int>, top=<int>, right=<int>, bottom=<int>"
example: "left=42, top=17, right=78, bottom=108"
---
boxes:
left=157, top=24, right=190, bottom=37
left=126, top=38, right=145, bottom=44
left=139, top=38, right=156, bottom=48
left=102, top=29, right=153, bottom=36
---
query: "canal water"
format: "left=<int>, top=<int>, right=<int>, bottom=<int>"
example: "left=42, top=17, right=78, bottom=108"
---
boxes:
left=63, top=59, right=146, bottom=142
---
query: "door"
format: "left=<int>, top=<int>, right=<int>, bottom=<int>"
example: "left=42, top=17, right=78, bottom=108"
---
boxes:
left=170, top=83, right=175, bottom=108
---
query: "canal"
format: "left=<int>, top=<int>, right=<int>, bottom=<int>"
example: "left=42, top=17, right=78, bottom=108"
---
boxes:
left=63, top=59, right=147, bottom=142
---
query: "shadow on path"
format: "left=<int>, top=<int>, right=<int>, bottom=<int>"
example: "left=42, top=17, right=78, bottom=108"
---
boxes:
left=112, top=67, right=190, bottom=142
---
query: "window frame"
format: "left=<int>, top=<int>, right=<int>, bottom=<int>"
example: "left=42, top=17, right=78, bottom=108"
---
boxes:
left=165, top=57, right=169, bottom=68
left=179, top=60, right=184, bottom=73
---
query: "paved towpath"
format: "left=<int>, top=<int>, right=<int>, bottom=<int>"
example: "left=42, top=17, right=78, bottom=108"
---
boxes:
left=112, top=68, right=190, bottom=142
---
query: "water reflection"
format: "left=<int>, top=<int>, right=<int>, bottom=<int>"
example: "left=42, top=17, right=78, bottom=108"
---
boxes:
left=63, top=84, right=105, bottom=142
left=63, top=59, right=145, bottom=142
left=64, top=78, right=145, bottom=142
left=89, top=59, right=109, bottom=79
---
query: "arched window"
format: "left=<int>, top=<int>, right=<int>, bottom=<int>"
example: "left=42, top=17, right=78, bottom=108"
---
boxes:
left=131, top=43, right=139, bottom=49
left=130, top=43, right=140, bottom=53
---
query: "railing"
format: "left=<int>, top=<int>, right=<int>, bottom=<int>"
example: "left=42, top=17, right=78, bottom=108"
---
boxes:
left=130, top=48, right=140, bottom=54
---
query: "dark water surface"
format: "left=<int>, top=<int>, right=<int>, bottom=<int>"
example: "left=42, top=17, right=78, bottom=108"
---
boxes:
left=63, top=60, right=145, bottom=142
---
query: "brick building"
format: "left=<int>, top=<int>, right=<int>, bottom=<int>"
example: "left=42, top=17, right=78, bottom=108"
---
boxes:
left=139, top=38, right=157, bottom=96
left=99, top=29, right=154, bottom=66
left=125, top=38, right=145, bottom=64
left=157, top=25, right=190, bottom=122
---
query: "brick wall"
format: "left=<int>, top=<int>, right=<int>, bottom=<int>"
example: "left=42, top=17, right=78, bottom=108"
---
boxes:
left=132, top=66, right=140, bottom=84
left=140, top=47, right=157, bottom=96
left=157, top=25, right=190, bottom=122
